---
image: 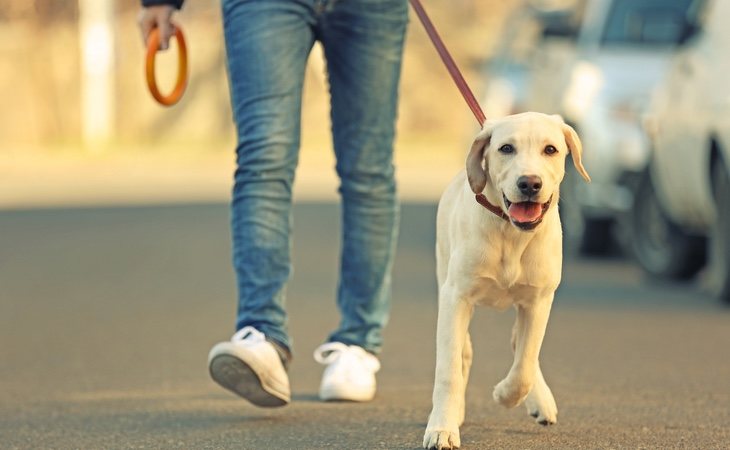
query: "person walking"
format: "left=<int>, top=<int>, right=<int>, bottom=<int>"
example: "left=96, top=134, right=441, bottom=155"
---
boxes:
left=138, top=0, right=408, bottom=406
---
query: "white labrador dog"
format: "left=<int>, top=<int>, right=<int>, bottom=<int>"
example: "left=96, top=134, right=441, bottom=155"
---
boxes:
left=423, top=112, right=590, bottom=449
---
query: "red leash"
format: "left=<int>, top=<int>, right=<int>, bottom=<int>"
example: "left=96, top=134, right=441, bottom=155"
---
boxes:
left=409, top=0, right=514, bottom=219
left=408, top=0, right=486, bottom=127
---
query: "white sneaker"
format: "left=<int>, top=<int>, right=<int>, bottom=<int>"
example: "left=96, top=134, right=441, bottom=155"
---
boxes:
left=313, top=342, right=381, bottom=402
left=208, top=326, right=291, bottom=407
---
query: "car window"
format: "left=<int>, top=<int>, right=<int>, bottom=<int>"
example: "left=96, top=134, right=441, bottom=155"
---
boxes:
left=492, top=11, right=542, bottom=66
left=492, top=0, right=586, bottom=64
left=601, top=0, right=695, bottom=46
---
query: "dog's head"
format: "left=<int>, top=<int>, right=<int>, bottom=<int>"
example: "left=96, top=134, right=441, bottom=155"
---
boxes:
left=466, top=112, right=590, bottom=231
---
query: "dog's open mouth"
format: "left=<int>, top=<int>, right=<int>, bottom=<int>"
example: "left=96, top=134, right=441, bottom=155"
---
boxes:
left=503, top=194, right=552, bottom=230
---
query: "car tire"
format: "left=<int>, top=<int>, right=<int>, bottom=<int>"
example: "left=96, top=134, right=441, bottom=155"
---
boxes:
left=631, top=171, right=706, bottom=280
left=711, top=161, right=730, bottom=302
left=578, top=218, right=614, bottom=255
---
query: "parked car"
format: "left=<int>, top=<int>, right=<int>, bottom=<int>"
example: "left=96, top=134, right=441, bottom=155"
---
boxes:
left=481, top=0, right=584, bottom=119
left=639, top=0, right=730, bottom=302
left=555, top=0, right=698, bottom=255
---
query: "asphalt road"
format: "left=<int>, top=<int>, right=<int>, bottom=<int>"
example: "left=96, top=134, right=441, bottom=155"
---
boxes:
left=1, top=203, right=729, bottom=449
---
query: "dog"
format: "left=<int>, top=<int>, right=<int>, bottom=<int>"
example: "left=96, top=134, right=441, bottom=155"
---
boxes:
left=423, top=112, right=590, bottom=449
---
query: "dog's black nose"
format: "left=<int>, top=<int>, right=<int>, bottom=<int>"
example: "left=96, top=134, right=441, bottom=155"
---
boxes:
left=517, top=175, right=542, bottom=196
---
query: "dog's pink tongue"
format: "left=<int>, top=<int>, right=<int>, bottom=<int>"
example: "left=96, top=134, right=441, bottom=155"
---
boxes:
left=508, top=202, right=542, bottom=222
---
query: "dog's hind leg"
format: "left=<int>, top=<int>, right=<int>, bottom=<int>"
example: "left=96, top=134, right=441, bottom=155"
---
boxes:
left=493, top=298, right=553, bottom=409
left=524, top=364, right=558, bottom=425
left=509, top=317, right=558, bottom=425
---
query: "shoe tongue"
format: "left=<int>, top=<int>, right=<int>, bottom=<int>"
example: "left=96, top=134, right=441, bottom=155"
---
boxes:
left=232, top=326, right=265, bottom=343
left=314, top=342, right=350, bottom=364
left=508, top=202, right=542, bottom=223
left=314, top=343, right=381, bottom=372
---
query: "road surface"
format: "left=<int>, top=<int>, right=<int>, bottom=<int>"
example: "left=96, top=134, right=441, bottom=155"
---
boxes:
left=1, top=203, right=728, bottom=449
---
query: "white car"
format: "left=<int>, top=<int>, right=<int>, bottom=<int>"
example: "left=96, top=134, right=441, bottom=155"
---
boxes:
left=639, top=0, right=730, bottom=302
left=556, top=0, right=697, bottom=255
left=481, top=0, right=584, bottom=119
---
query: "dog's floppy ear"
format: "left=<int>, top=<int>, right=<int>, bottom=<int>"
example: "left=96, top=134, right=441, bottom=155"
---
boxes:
left=466, top=123, right=495, bottom=194
left=562, top=122, right=591, bottom=183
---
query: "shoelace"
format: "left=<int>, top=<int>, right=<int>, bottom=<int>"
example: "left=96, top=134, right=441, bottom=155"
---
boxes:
left=231, top=326, right=265, bottom=344
left=313, top=342, right=381, bottom=372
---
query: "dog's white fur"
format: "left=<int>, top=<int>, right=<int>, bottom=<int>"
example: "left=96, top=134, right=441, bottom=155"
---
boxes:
left=423, top=112, right=590, bottom=450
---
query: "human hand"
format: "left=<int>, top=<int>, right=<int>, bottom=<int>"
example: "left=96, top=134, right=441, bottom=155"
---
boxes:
left=138, top=5, right=176, bottom=50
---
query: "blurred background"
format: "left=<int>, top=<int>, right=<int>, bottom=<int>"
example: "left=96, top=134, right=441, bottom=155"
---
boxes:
left=2, top=0, right=726, bottom=301
left=0, top=0, right=509, bottom=206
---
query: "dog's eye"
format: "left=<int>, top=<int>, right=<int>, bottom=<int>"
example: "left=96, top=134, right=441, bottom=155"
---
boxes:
left=498, top=144, right=514, bottom=154
left=544, top=145, right=558, bottom=155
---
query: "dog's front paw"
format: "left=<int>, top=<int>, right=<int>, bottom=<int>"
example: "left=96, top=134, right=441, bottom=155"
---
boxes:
left=524, top=381, right=558, bottom=426
left=493, top=377, right=530, bottom=408
left=423, top=428, right=461, bottom=450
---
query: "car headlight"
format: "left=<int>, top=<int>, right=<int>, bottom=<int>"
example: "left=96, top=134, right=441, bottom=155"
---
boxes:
left=563, top=61, right=603, bottom=120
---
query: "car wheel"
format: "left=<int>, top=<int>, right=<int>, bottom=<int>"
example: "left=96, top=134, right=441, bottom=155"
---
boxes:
left=631, top=172, right=706, bottom=280
left=578, top=218, right=614, bottom=255
left=711, top=161, right=730, bottom=302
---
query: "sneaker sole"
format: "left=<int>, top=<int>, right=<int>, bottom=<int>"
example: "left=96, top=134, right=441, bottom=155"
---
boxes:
left=209, top=354, right=289, bottom=407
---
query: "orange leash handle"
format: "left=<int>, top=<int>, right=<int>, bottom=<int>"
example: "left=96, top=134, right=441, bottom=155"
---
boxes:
left=146, top=26, right=188, bottom=106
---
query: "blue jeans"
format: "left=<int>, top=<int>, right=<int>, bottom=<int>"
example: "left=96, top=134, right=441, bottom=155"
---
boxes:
left=222, top=0, right=408, bottom=354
